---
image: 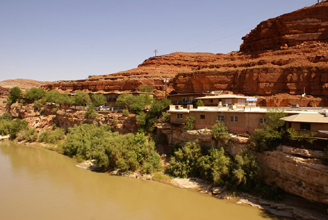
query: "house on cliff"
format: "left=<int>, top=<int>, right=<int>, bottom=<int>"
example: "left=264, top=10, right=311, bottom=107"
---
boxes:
left=281, top=112, right=328, bottom=137
left=167, top=97, right=328, bottom=135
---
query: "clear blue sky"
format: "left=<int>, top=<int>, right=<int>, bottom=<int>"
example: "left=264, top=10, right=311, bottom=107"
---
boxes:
left=0, top=0, right=314, bottom=82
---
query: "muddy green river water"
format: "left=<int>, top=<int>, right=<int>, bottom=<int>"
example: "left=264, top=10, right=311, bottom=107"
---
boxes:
left=0, top=142, right=289, bottom=220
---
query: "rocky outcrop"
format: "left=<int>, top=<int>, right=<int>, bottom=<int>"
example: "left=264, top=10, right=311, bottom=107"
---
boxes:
left=8, top=103, right=138, bottom=134
left=42, top=2, right=328, bottom=107
left=240, top=2, right=328, bottom=52
left=258, top=146, right=328, bottom=205
left=0, top=86, right=9, bottom=98
left=172, top=41, right=328, bottom=103
left=42, top=52, right=220, bottom=97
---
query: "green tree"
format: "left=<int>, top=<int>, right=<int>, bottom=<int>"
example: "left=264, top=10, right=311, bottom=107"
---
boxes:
left=85, top=105, right=98, bottom=119
left=166, top=141, right=203, bottom=178
left=196, top=99, right=204, bottom=107
left=184, top=116, right=195, bottom=130
left=8, top=87, right=22, bottom=104
left=250, top=109, right=286, bottom=152
left=212, top=121, right=230, bottom=144
left=91, top=94, right=107, bottom=107
left=229, top=148, right=260, bottom=191
left=0, top=113, right=12, bottom=121
left=148, top=98, right=171, bottom=118
left=72, top=91, right=91, bottom=106
left=139, top=85, right=154, bottom=93
left=25, top=87, right=46, bottom=101
left=197, top=146, right=231, bottom=185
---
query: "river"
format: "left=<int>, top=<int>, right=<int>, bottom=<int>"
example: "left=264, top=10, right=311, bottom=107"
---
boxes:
left=0, top=141, right=289, bottom=220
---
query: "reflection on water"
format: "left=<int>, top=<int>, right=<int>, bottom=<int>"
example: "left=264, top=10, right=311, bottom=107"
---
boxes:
left=0, top=142, right=289, bottom=220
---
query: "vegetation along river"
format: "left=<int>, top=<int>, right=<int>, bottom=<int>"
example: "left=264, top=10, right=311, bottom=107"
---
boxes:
left=0, top=141, right=290, bottom=220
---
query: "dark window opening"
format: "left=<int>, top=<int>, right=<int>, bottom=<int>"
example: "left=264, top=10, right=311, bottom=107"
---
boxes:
left=300, top=123, right=311, bottom=130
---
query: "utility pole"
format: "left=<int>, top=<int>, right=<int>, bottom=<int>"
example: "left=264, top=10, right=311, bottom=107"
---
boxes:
left=154, top=49, right=158, bottom=57
left=163, top=78, right=169, bottom=99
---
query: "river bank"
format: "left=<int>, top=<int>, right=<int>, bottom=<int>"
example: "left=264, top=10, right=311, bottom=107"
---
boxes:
left=8, top=139, right=328, bottom=220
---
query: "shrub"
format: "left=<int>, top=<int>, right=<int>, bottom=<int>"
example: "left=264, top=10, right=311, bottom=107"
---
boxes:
left=16, top=127, right=38, bottom=142
left=39, top=128, right=65, bottom=144
left=8, top=87, right=22, bottom=104
left=287, top=128, right=316, bottom=144
left=250, top=109, right=286, bottom=152
left=212, top=121, right=230, bottom=144
left=197, top=146, right=231, bottom=185
left=161, top=112, right=170, bottom=122
left=33, top=100, right=43, bottom=110
left=8, top=119, right=28, bottom=140
left=85, top=105, right=97, bottom=119
left=91, top=94, right=106, bottom=107
left=25, top=87, right=46, bottom=101
left=139, top=85, right=153, bottom=93
left=123, top=109, right=129, bottom=117
left=61, top=124, right=161, bottom=173
left=167, top=142, right=231, bottom=184
left=230, top=148, right=260, bottom=190
left=196, top=99, right=204, bottom=107
left=166, top=141, right=203, bottom=178
left=51, top=108, right=58, bottom=114
left=0, top=113, right=12, bottom=121
left=184, top=116, right=195, bottom=130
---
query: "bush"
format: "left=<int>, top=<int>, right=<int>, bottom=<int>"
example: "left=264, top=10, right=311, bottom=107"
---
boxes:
left=228, top=148, right=260, bottom=191
left=33, top=100, right=43, bottom=110
left=51, top=108, right=58, bottom=114
left=25, top=87, right=46, bottom=101
left=196, top=99, right=204, bottom=107
left=161, top=112, right=170, bottom=122
left=8, top=87, right=22, bottom=104
left=0, top=113, right=12, bottom=121
left=197, top=146, right=231, bottom=185
left=287, top=128, right=316, bottom=144
left=184, top=116, right=195, bottom=130
left=61, top=124, right=161, bottom=173
left=0, top=119, right=29, bottom=140
left=16, top=127, right=38, bottom=142
left=123, top=109, right=129, bottom=117
left=166, top=142, right=231, bottom=184
left=212, top=121, right=230, bottom=144
left=85, top=105, right=97, bottom=119
left=250, top=109, right=286, bottom=152
left=39, top=128, right=66, bottom=144
left=91, top=94, right=107, bottom=107
left=166, top=141, right=203, bottom=178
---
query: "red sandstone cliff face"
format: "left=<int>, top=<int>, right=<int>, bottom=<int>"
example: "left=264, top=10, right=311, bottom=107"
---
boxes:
left=43, top=2, right=328, bottom=106
left=172, top=41, right=328, bottom=105
left=43, top=53, right=219, bottom=97
left=240, top=2, right=328, bottom=52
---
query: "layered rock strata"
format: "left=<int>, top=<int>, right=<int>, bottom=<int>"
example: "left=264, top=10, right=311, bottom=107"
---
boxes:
left=43, top=2, right=328, bottom=106
left=240, top=2, right=328, bottom=52
left=258, top=146, right=328, bottom=205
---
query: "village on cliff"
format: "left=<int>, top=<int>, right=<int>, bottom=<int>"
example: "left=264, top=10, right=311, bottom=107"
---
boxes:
left=1, top=2, right=328, bottom=219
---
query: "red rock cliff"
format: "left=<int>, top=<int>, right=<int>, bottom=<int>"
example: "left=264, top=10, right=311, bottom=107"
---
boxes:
left=43, top=2, right=328, bottom=106
left=240, top=2, right=328, bottom=52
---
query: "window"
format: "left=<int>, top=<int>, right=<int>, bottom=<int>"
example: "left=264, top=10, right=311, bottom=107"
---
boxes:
left=217, top=115, right=224, bottom=122
left=225, top=99, right=232, bottom=105
left=230, top=116, right=238, bottom=122
left=209, top=99, right=213, bottom=103
left=238, top=99, right=245, bottom=106
left=177, top=114, right=183, bottom=119
left=200, top=115, right=205, bottom=119
left=300, top=123, right=311, bottom=130
left=259, top=118, right=267, bottom=124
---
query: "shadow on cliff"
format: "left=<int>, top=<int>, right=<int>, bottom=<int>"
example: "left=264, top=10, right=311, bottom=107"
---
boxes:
left=258, top=210, right=292, bottom=220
